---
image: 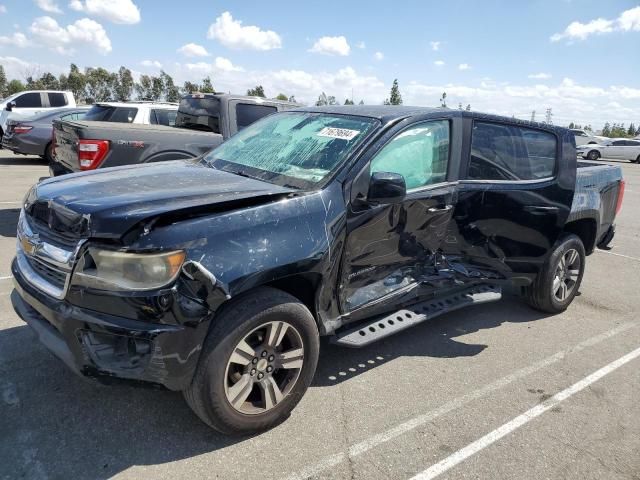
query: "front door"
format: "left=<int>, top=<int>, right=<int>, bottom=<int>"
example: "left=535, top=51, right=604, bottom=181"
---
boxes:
left=339, top=119, right=457, bottom=318
left=443, top=119, right=574, bottom=282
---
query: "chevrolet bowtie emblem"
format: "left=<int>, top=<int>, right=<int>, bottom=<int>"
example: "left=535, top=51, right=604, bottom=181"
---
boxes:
left=19, top=233, right=41, bottom=256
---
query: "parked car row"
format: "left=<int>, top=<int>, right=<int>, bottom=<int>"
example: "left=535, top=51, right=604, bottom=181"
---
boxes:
left=50, top=93, right=299, bottom=175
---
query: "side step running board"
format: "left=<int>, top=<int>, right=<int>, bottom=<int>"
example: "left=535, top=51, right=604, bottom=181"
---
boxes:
left=331, top=284, right=501, bottom=348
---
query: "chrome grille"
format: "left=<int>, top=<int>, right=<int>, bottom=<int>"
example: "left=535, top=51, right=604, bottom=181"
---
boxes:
left=26, top=257, right=68, bottom=290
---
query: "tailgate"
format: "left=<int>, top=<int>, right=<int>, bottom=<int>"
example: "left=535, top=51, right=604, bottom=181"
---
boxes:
left=53, top=120, right=82, bottom=171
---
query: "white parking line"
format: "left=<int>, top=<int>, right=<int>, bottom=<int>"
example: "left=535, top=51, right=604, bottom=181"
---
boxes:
left=409, top=345, right=640, bottom=480
left=596, top=249, right=640, bottom=262
left=0, top=275, right=12, bottom=281
left=282, top=322, right=635, bottom=480
left=0, top=201, right=22, bottom=205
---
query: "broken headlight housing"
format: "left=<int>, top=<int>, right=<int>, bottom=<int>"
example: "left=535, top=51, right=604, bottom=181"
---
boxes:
left=71, top=247, right=186, bottom=291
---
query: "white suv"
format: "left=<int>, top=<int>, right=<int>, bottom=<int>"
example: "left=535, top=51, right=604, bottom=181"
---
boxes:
left=82, top=101, right=178, bottom=125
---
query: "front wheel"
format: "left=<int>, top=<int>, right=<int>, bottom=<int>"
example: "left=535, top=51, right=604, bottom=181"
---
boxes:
left=587, top=150, right=600, bottom=160
left=524, top=234, right=585, bottom=313
left=183, top=287, right=319, bottom=435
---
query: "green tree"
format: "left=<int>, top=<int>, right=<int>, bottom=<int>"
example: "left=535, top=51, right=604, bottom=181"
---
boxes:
left=288, top=95, right=297, bottom=103
left=275, top=93, right=288, bottom=101
left=247, top=85, right=266, bottom=97
left=465, top=104, right=471, bottom=111
left=6, top=79, right=25, bottom=95
left=439, top=91, right=447, bottom=108
left=0, top=65, right=7, bottom=97
left=628, top=123, right=635, bottom=136
left=602, top=122, right=611, bottom=137
left=385, top=79, right=402, bottom=105
left=182, top=81, right=199, bottom=94
left=344, top=98, right=354, bottom=105
left=151, top=75, right=164, bottom=101
left=358, top=99, right=364, bottom=105
left=160, top=71, right=180, bottom=102
left=114, top=66, right=134, bottom=101
left=40, top=72, right=59, bottom=90
left=67, top=64, right=86, bottom=102
left=135, top=74, right=153, bottom=100
left=200, top=76, right=215, bottom=93
left=84, top=67, right=115, bottom=103
left=316, top=92, right=328, bottom=106
left=568, top=122, right=575, bottom=129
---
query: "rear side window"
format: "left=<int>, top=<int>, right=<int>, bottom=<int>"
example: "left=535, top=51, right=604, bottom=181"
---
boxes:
left=236, top=103, right=277, bottom=130
left=611, top=140, right=626, bottom=146
left=48, top=93, right=68, bottom=107
left=150, top=109, right=177, bottom=126
left=468, top=122, right=556, bottom=181
left=84, top=106, right=137, bottom=123
left=14, top=93, right=42, bottom=108
left=60, top=112, right=85, bottom=121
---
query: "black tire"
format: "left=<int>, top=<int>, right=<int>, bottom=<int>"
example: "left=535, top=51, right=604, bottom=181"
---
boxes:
left=44, top=142, right=54, bottom=163
left=524, top=234, right=585, bottom=314
left=635, top=155, right=640, bottom=164
left=587, top=150, right=600, bottom=160
left=183, top=287, right=319, bottom=435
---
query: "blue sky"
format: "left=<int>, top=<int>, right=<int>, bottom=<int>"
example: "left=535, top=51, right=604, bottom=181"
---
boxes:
left=1, top=0, right=639, bottom=128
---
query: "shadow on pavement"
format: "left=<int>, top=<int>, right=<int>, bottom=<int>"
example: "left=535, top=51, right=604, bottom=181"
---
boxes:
left=0, top=296, right=550, bottom=478
left=0, top=208, right=19, bottom=238
left=0, top=155, right=47, bottom=166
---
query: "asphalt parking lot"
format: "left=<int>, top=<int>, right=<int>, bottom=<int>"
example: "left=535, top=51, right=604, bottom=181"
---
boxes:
left=0, top=151, right=638, bottom=480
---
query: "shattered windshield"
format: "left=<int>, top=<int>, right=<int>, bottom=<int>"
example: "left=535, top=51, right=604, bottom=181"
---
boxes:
left=204, top=112, right=379, bottom=189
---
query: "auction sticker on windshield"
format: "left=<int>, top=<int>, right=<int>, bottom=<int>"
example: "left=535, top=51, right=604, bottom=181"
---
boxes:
left=317, top=127, right=360, bottom=140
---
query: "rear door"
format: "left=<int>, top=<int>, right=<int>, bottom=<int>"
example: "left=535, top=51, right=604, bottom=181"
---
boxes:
left=442, top=119, right=575, bottom=282
left=622, top=140, right=640, bottom=161
left=340, top=118, right=458, bottom=318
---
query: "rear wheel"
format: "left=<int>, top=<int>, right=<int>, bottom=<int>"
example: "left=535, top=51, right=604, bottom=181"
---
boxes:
left=635, top=155, right=640, bottom=164
left=183, top=287, right=319, bottom=435
left=587, top=150, right=600, bottom=160
left=524, top=234, right=585, bottom=313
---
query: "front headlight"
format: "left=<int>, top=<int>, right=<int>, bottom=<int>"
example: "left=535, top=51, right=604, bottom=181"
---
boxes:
left=71, top=247, right=186, bottom=291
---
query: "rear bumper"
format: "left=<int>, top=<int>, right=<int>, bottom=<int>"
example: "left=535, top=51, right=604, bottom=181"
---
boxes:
left=11, top=258, right=209, bottom=390
left=1, top=134, right=44, bottom=156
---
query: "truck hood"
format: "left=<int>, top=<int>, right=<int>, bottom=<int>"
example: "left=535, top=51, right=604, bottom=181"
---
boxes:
left=28, top=160, right=296, bottom=239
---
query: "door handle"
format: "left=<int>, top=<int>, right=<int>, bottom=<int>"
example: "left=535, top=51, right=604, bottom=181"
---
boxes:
left=428, top=205, right=453, bottom=213
left=523, top=205, right=559, bottom=213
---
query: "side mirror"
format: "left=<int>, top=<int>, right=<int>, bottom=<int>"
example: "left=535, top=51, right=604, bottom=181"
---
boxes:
left=367, top=171, right=406, bottom=204
left=5, top=101, right=15, bottom=111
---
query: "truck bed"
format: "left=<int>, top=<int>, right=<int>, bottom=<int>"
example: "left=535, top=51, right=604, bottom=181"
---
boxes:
left=53, top=120, right=222, bottom=173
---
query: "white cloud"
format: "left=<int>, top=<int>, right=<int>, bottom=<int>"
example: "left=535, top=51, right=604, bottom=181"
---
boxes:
left=356, top=41, right=366, bottom=49
left=30, top=16, right=112, bottom=54
left=309, top=36, right=350, bottom=56
left=618, top=6, right=640, bottom=31
left=68, top=0, right=140, bottom=25
left=403, top=77, right=640, bottom=128
left=207, top=11, right=281, bottom=51
left=374, top=51, right=384, bottom=61
left=551, top=6, right=640, bottom=42
left=0, top=32, right=31, bottom=48
left=140, top=59, right=162, bottom=68
left=458, top=63, right=471, bottom=70
left=177, top=43, right=210, bottom=57
left=528, top=72, right=552, bottom=79
left=0, top=55, right=65, bottom=80
left=0, top=5, right=6, bottom=14
left=213, top=56, right=243, bottom=72
left=434, top=60, right=445, bottom=66
left=430, top=41, right=440, bottom=51
left=35, top=0, right=62, bottom=14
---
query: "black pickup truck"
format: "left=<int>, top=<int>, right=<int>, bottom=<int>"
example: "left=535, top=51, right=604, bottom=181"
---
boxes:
left=12, top=106, right=624, bottom=434
left=50, top=93, right=298, bottom=175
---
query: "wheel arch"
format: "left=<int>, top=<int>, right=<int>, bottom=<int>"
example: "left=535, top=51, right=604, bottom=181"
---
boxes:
left=563, top=218, right=597, bottom=255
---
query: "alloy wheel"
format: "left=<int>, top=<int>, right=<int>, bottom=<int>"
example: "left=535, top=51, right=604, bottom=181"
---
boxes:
left=224, top=321, right=304, bottom=415
left=552, top=248, right=581, bottom=302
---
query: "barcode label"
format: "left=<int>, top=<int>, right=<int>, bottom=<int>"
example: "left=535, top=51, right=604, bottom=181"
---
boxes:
left=317, top=127, right=360, bottom=140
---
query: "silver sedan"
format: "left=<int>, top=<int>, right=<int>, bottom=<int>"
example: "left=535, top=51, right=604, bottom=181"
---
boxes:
left=577, top=138, right=640, bottom=163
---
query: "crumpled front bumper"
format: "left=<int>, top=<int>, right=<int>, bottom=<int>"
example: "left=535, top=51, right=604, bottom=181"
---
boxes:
left=11, top=258, right=210, bottom=391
